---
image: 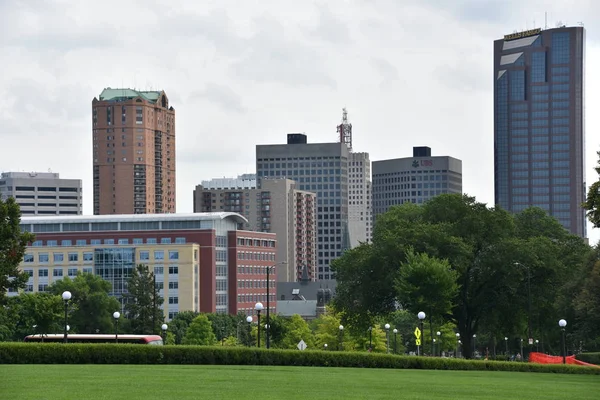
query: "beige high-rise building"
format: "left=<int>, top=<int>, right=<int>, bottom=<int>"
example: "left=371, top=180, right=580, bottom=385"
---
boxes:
left=92, top=88, right=176, bottom=215
left=193, top=176, right=317, bottom=282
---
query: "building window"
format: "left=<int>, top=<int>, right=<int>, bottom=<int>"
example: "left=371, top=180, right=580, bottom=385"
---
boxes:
left=68, top=268, right=78, bottom=277
left=68, top=253, right=78, bottom=262
left=169, top=266, right=178, bottom=275
left=140, top=251, right=150, bottom=261
left=38, top=268, right=48, bottom=277
left=83, top=252, right=93, bottom=262
left=53, top=253, right=64, bottom=263
left=509, top=70, right=525, bottom=101
left=175, top=237, right=186, bottom=244
left=531, top=52, right=547, bottom=83
left=118, top=239, right=129, bottom=245
left=552, top=32, right=570, bottom=64
left=168, top=282, right=178, bottom=289
left=154, top=251, right=164, bottom=260
left=24, top=254, right=34, bottom=263
left=154, top=266, right=164, bottom=275
left=169, top=296, right=178, bottom=304
left=53, top=268, right=63, bottom=277
left=83, top=267, right=93, bottom=274
left=168, top=251, right=179, bottom=260
left=161, top=238, right=172, bottom=244
left=38, top=253, right=49, bottom=263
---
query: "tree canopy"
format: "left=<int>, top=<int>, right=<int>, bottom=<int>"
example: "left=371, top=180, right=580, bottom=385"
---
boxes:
left=123, top=264, right=164, bottom=334
left=332, top=194, right=589, bottom=358
left=0, top=197, right=34, bottom=301
left=49, top=273, right=121, bottom=333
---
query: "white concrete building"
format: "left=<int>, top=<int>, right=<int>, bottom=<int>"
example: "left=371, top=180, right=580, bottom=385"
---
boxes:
left=0, top=172, right=82, bottom=215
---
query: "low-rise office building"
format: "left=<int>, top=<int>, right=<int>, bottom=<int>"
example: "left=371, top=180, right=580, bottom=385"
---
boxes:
left=13, top=213, right=277, bottom=320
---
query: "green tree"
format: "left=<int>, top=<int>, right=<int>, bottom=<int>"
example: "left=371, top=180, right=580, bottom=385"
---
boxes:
left=168, top=311, right=199, bottom=344
left=124, top=264, right=163, bottom=334
left=583, top=150, right=600, bottom=228
left=332, top=194, right=589, bottom=358
left=396, top=248, right=459, bottom=351
left=0, top=198, right=35, bottom=302
left=183, top=314, right=217, bottom=345
left=280, top=314, right=314, bottom=350
left=48, top=273, right=121, bottom=333
left=8, top=293, right=63, bottom=340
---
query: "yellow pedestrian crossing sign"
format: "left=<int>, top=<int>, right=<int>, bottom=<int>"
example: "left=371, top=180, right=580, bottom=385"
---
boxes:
left=416, top=338, right=421, bottom=346
left=414, top=327, right=421, bottom=339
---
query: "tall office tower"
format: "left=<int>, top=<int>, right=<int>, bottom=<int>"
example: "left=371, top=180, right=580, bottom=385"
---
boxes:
left=193, top=176, right=317, bottom=282
left=348, top=153, right=372, bottom=245
left=257, top=134, right=350, bottom=280
left=0, top=172, right=82, bottom=215
left=92, top=88, right=176, bottom=215
left=494, top=26, right=586, bottom=237
left=372, top=147, right=462, bottom=219
left=337, top=109, right=372, bottom=246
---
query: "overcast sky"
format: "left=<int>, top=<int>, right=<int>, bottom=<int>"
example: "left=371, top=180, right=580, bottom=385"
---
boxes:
left=1, top=0, right=600, bottom=242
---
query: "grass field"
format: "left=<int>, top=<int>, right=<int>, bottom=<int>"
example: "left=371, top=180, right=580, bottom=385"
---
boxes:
left=2, top=365, right=599, bottom=400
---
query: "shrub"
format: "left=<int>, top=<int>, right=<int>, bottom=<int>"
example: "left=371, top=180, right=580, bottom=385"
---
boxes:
left=0, top=343, right=598, bottom=375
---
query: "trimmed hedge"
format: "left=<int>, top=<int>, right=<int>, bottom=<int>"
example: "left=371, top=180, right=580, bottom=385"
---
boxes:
left=0, top=343, right=598, bottom=375
left=578, top=353, right=600, bottom=365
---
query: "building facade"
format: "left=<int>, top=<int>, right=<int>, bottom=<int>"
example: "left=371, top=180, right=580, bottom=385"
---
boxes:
left=0, top=172, right=82, bottom=215
left=13, top=213, right=276, bottom=319
left=372, top=147, right=462, bottom=218
left=348, top=152, right=372, bottom=246
left=92, top=88, right=176, bottom=215
left=193, top=176, right=317, bottom=283
left=493, top=26, right=586, bottom=237
left=256, top=134, right=350, bottom=281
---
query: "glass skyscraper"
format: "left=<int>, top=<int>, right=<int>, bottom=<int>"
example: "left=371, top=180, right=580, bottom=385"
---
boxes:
left=493, top=26, right=586, bottom=237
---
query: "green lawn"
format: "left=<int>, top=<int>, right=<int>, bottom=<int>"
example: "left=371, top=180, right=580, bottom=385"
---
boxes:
left=1, top=365, right=599, bottom=400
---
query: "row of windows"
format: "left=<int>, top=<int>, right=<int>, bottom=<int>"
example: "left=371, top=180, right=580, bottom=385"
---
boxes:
left=25, top=252, right=94, bottom=263
left=31, top=237, right=187, bottom=247
left=235, top=238, right=276, bottom=247
left=153, top=266, right=179, bottom=275
left=139, top=250, right=179, bottom=261
left=237, top=252, right=276, bottom=261
left=26, top=267, right=94, bottom=278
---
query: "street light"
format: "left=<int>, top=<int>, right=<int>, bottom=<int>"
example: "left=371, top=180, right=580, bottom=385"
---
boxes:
left=393, top=328, right=398, bottom=355
left=384, top=324, right=390, bottom=354
left=436, top=331, right=441, bottom=357
left=245, top=316, right=253, bottom=346
left=417, top=311, right=425, bottom=356
left=368, top=326, right=372, bottom=352
left=433, top=338, right=437, bottom=357
left=324, top=343, right=328, bottom=351
left=504, top=337, right=509, bottom=357
left=473, top=334, right=477, bottom=357
left=559, top=319, right=567, bottom=364
left=338, top=325, right=344, bottom=351
left=161, top=323, right=168, bottom=344
left=255, top=302, right=264, bottom=348
left=266, top=261, right=286, bottom=350
left=535, top=339, right=539, bottom=352
left=113, top=311, right=120, bottom=344
left=455, top=333, right=460, bottom=358
left=61, top=291, right=72, bottom=344
left=515, top=262, right=532, bottom=345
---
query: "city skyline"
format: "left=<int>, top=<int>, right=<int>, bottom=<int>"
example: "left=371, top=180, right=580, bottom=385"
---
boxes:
left=2, top=1, right=600, bottom=241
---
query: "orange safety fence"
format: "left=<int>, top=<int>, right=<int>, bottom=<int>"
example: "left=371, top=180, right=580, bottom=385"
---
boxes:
left=529, top=352, right=599, bottom=368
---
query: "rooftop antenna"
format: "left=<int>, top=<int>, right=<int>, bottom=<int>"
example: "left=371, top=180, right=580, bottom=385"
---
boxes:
left=336, top=107, right=353, bottom=152
left=545, top=12, right=547, bottom=29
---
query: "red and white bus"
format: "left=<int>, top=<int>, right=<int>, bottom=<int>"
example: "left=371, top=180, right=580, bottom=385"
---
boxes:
left=24, top=334, right=164, bottom=345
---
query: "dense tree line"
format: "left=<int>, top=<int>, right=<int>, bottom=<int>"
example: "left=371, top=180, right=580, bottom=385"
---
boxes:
left=332, top=194, right=598, bottom=357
